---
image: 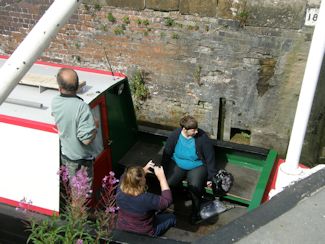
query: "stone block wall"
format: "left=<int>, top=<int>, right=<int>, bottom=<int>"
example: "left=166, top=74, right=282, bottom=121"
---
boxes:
left=0, top=0, right=324, bottom=164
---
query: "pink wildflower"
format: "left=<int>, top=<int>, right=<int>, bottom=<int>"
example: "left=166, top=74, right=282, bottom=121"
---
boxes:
left=70, top=167, right=91, bottom=199
left=76, top=239, right=83, bottom=244
left=58, top=165, right=69, bottom=183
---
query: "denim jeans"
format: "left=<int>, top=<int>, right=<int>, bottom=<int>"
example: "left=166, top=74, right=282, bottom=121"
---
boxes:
left=153, top=212, right=176, bottom=236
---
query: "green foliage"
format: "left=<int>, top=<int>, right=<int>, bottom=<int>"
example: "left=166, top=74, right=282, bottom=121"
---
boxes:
left=107, top=12, right=116, bottom=23
left=136, top=18, right=142, bottom=25
left=114, top=26, right=125, bottom=35
left=226, top=0, right=249, bottom=27
left=172, top=33, right=179, bottom=39
left=143, top=19, right=150, bottom=26
left=94, top=3, right=101, bottom=11
left=123, top=16, right=130, bottom=25
left=83, top=2, right=101, bottom=16
left=238, top=11, right=249, bottom=27
left=130, top=70, right=149, bottom=101
left=164, top=17, right=175, bottom=27
left=19, top=167, right=118, bottom=243
left=27, top=212, right=95, bottom=244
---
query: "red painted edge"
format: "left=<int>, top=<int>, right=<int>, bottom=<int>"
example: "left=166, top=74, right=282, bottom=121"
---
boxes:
left=0, top=114, right=57, bottom=133
left=262, top=159, right=310, bottom=202
left=0, top=55, right=126, bottom=78
left=0, top=196, right=59, bottom=216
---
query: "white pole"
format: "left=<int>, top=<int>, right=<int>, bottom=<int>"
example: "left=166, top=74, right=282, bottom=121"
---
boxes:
left=0, top=0, right=82, bottom=105
left=284, top=0, right=325, bottom=172
left=270, top=0, right=325, bottom=197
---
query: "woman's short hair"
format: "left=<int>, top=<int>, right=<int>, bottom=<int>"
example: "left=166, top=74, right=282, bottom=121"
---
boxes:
left=120, top=166, right=147, bottom=196
left=179, top=115, right=198, bottom=130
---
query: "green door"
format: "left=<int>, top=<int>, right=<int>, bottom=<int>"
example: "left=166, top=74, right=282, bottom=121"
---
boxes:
left=105, top=79, right=138, bottom=173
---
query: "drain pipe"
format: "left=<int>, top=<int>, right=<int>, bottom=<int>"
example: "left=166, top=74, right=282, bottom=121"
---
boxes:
left=0, top=0, right=81, bottom=105
left=270, top=0, right=325, bottom=198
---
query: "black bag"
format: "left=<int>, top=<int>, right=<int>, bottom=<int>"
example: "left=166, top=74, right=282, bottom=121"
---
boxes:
left=199, top=199, right=227, bottom=220
left=212, top=169, right=234, bottom=195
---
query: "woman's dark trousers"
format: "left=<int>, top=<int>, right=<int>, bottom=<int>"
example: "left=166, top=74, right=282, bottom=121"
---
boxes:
left=166, top=161, right=207, bottom=221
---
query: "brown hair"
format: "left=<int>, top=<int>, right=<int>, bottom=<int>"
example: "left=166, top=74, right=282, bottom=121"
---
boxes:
left=179, top=115, right=198, bottom=130
left=120, top=166, right=147, bottom=196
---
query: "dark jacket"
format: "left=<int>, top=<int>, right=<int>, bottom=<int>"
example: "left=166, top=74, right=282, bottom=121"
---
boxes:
left=116, top=186, right=172, bottom=236
left=161, top=128, right=218, bottom=180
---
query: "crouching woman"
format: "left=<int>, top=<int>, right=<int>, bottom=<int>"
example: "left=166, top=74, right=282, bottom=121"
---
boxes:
left=116, top=161, right=176, bottom=236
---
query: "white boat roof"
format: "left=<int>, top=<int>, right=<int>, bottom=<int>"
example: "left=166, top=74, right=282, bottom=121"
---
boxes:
left=0, top=58, right=124, bottom=124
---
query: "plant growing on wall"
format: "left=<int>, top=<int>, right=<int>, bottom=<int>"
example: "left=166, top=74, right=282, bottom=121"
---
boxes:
left=107, top=12, right=116, bottom=23
left=237, top=8, right=249, bottom=27
left=130, top=69, right=150, bottom=109
left=143, top=19, right=150, bottom=26
left=114, top=25, right=125, bottom=35
left=172, top=33, right=179, bottom=39
left=227, top=0, right=249, bottom=27
left=123, top=16, right=130, bottom=25
left=164, top=17, right=175, bottom=27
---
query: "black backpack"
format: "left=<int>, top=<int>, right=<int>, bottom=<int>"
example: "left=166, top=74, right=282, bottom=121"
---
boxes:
left=212, top=169, right=234, bottom=196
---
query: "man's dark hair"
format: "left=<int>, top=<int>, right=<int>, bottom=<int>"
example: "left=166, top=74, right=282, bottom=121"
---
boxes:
left=57, top=68, right=79, bottom=92
left=179, top=115, right=198, bottom=130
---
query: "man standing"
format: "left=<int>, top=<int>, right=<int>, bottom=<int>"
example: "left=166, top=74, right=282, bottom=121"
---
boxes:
left=51, top=68, right=97, bottom=182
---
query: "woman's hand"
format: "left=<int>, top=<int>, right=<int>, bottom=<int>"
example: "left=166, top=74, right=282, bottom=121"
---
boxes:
left=154, top=166, right=170, bottom=191
left=143, top=160, right=155, bottom=174
left=153, top=165, right=165, bottom=180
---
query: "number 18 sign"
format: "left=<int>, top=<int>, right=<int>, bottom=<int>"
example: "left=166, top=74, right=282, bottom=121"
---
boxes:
left=305, top=8, right=319, bottom=26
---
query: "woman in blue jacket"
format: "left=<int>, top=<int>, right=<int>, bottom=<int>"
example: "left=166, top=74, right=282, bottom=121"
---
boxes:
left=162, top=115, right=218, bottom=224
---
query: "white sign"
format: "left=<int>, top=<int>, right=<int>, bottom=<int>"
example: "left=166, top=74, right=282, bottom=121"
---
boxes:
left=305, top=8, right=319, bottom=26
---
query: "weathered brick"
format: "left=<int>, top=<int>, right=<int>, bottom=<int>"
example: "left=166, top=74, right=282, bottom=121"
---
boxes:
left=146, top=0, right=179, bottom=11
left=105, top=0, right=145, bottom=10
left=180, top=0, right=217, bottom=17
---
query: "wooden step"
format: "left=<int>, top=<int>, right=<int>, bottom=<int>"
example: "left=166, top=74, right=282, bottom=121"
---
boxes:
left=19, top=73, right=86, bottom=93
